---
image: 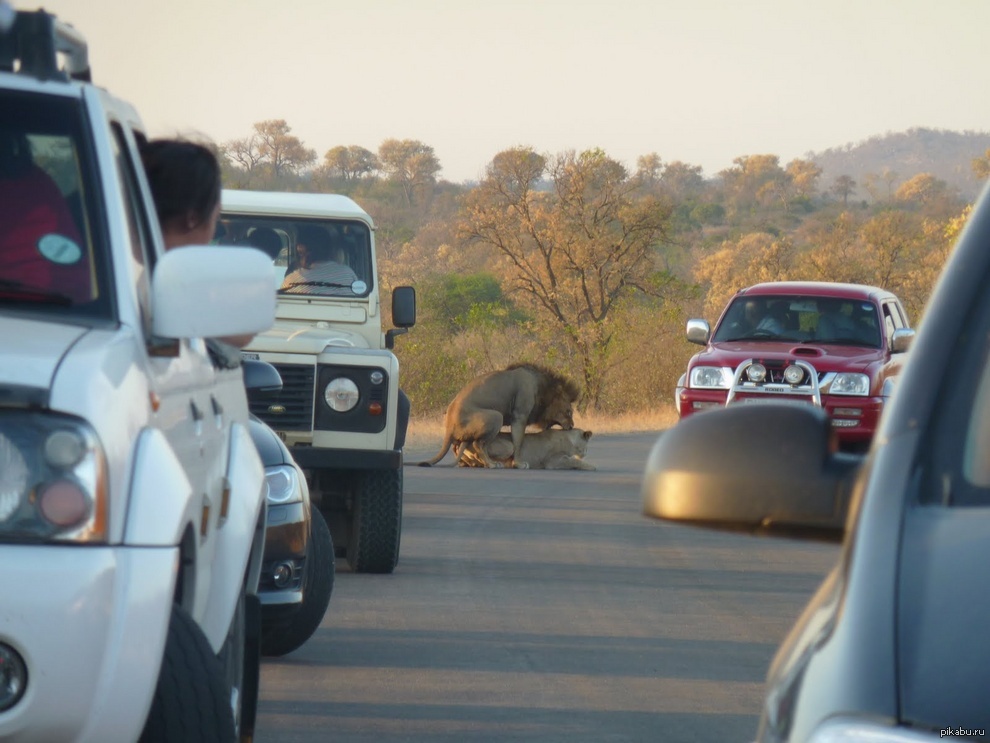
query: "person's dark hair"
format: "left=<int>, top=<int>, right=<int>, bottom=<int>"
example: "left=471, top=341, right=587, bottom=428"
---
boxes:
left=295, top=224, right=332, bottom=262
left=140, top=139, right=221, bottom=231
left=247, top=226, right=282, bottom=258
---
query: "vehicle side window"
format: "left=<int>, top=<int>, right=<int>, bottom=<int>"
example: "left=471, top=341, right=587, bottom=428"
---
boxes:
left=882, top=302, right=901, bottom=343
left=966, top=360, right=990, bottom=488
left=110, top=124, right=154, bottom=336
left=924, top=277, right=990, bottom=506
left=889, top=301, right=906, bottom=328
left=1, top=90, right=109, bottom=316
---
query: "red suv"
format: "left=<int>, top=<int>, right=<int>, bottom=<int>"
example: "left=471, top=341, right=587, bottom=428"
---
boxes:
left=676, top=282, right=915, bottom=451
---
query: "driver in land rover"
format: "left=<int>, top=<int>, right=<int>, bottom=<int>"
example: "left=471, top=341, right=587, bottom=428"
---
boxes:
left=280, top=224, right=361, bottom=296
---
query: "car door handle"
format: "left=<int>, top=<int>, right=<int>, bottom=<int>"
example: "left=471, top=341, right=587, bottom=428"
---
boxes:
left=211, top=395, right=224, bottom=429
left=190, top=400, right=204, bottom=437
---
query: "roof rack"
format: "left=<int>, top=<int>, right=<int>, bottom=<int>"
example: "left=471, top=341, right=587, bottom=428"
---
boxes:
left=0, top=5, right=91, bottom=82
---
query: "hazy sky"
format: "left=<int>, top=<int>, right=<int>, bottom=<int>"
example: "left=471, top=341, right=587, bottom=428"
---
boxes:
left=32, top=0, right=990, bottom=183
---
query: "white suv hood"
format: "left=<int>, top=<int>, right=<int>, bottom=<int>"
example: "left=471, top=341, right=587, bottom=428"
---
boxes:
left=0, top=316, right=88, bottom=390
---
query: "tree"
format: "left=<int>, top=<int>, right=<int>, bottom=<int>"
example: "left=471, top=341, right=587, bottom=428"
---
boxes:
left=863, top=168, right=902, bottom=203
left=794, top=212, right=867, bottom=284
left=862, top=171, right=883, bottom=203
left=321, top=145, right=379, bottom=181
left=421, top=272, right=521, bottom=333
left=661, top=161, right=706, bottom=199
left=719, top=154, right=788, bottom=213
left=895, top=173, right=948, bottom=207
left=830, top=174, right=857, bottom=206
left=900, top=206, right=971, bottom=321
left=220, top=134, right=264, bottom=179
left=377, top=138, right=442, bottom=206
left=880, top=168, right=900, bottom=200
left=253, top=119, right=316, bottom=178
left=694, top=232, right=796, bottom=315
left=785, top=158, right=822, bottom=198
left=635, top=153, right=663, bottom=186
left=860, top=210, right=924, bottom=291
left=972, top=149, right=990, bottom=180
left=461, top=146, right=677, bottom=409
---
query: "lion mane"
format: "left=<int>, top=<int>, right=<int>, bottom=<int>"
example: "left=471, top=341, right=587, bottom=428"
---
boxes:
left=417, top=362, right=580, bottom=468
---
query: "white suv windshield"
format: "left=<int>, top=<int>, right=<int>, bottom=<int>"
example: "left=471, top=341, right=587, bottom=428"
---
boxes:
left=0, top=91, right=109, bottom=320
left=216, top=216, right=372, bottom=298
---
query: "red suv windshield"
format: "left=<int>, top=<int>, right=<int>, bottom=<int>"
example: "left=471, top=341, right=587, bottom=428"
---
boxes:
left=712, top=294, right=882, bottom=348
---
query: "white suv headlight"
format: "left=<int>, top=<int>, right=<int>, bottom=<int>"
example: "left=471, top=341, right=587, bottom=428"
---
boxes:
left=0, top=412, right=107, bottom=542
left=689, top=366, right=732, bottom=389
left=830, top=372, right=870, bottom=396
left=265, top=464, right=302, bottom=505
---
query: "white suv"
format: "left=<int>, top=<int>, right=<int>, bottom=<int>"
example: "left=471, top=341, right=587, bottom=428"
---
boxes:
left=0, top=9, right=274, bottom=742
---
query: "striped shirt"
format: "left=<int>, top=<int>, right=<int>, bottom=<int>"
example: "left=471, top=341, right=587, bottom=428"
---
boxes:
left=280, top=261, right=360, bottom=296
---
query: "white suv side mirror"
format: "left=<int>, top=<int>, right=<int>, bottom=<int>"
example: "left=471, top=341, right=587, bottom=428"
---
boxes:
left=151, top=246, right=275, bottom=339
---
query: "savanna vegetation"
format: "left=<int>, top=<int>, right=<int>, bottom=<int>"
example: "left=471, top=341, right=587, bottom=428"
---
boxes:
left=217, top=120, right=988, bottom=420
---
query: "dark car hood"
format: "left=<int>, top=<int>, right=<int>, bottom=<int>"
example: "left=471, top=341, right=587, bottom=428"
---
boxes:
left=695, top=341, right=885, bottom=373
left=249, top=415, right=291, bottom=467
left=896, top=505, right=990, bottom=729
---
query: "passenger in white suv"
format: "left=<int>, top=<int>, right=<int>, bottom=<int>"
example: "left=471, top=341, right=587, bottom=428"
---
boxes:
left=0, top=128, right=91, bottom=302
left=141, top=137, right=255, bottom=351
left=141, top=138, right=222, bottom=250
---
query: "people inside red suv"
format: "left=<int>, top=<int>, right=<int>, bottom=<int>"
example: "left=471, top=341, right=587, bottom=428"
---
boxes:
left=755, top=302, right=788, bottom=335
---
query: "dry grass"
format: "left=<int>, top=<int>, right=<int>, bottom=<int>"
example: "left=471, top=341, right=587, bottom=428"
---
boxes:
left=406, top=406, right=678, bottom=451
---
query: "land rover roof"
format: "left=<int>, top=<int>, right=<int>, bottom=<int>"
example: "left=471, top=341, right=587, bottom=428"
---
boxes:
left=221, top=189, right=374, bottom=226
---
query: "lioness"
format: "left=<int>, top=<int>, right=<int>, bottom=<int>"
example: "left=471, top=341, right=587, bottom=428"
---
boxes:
left=418, top=363, right=580, bottom=468
left=456, top=428, right=596, bottom=470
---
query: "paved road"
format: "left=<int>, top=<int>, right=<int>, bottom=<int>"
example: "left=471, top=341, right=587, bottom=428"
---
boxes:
left=255, top=432, right=839, bottom=743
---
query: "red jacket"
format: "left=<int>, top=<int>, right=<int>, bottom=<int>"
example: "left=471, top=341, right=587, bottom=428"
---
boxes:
left=0, top=165, right=91, bottom=303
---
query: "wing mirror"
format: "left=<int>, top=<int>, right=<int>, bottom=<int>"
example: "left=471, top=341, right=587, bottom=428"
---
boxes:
left=242, top=359, right=282, bottom=394
left=686, top=319, right=710, bottom=345
left=891, top=328, right=915, bottom=354
left=387, top=285, right=416, bottom=349
left=641, top=403, right=861, bottom=542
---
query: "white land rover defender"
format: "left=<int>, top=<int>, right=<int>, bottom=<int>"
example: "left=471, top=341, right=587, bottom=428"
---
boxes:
left=220, top=190, right=416, bottom=574
left=0, top=8, right=275, bottom=742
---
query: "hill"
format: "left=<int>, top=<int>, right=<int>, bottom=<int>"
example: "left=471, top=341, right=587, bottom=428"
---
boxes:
left=807, top=127, right=990, bottom=202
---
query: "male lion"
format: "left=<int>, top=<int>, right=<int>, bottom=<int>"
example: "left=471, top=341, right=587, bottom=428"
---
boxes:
left=456, top=428, right=596, bottom=470
left=418, top=363, right=580, bottom=468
